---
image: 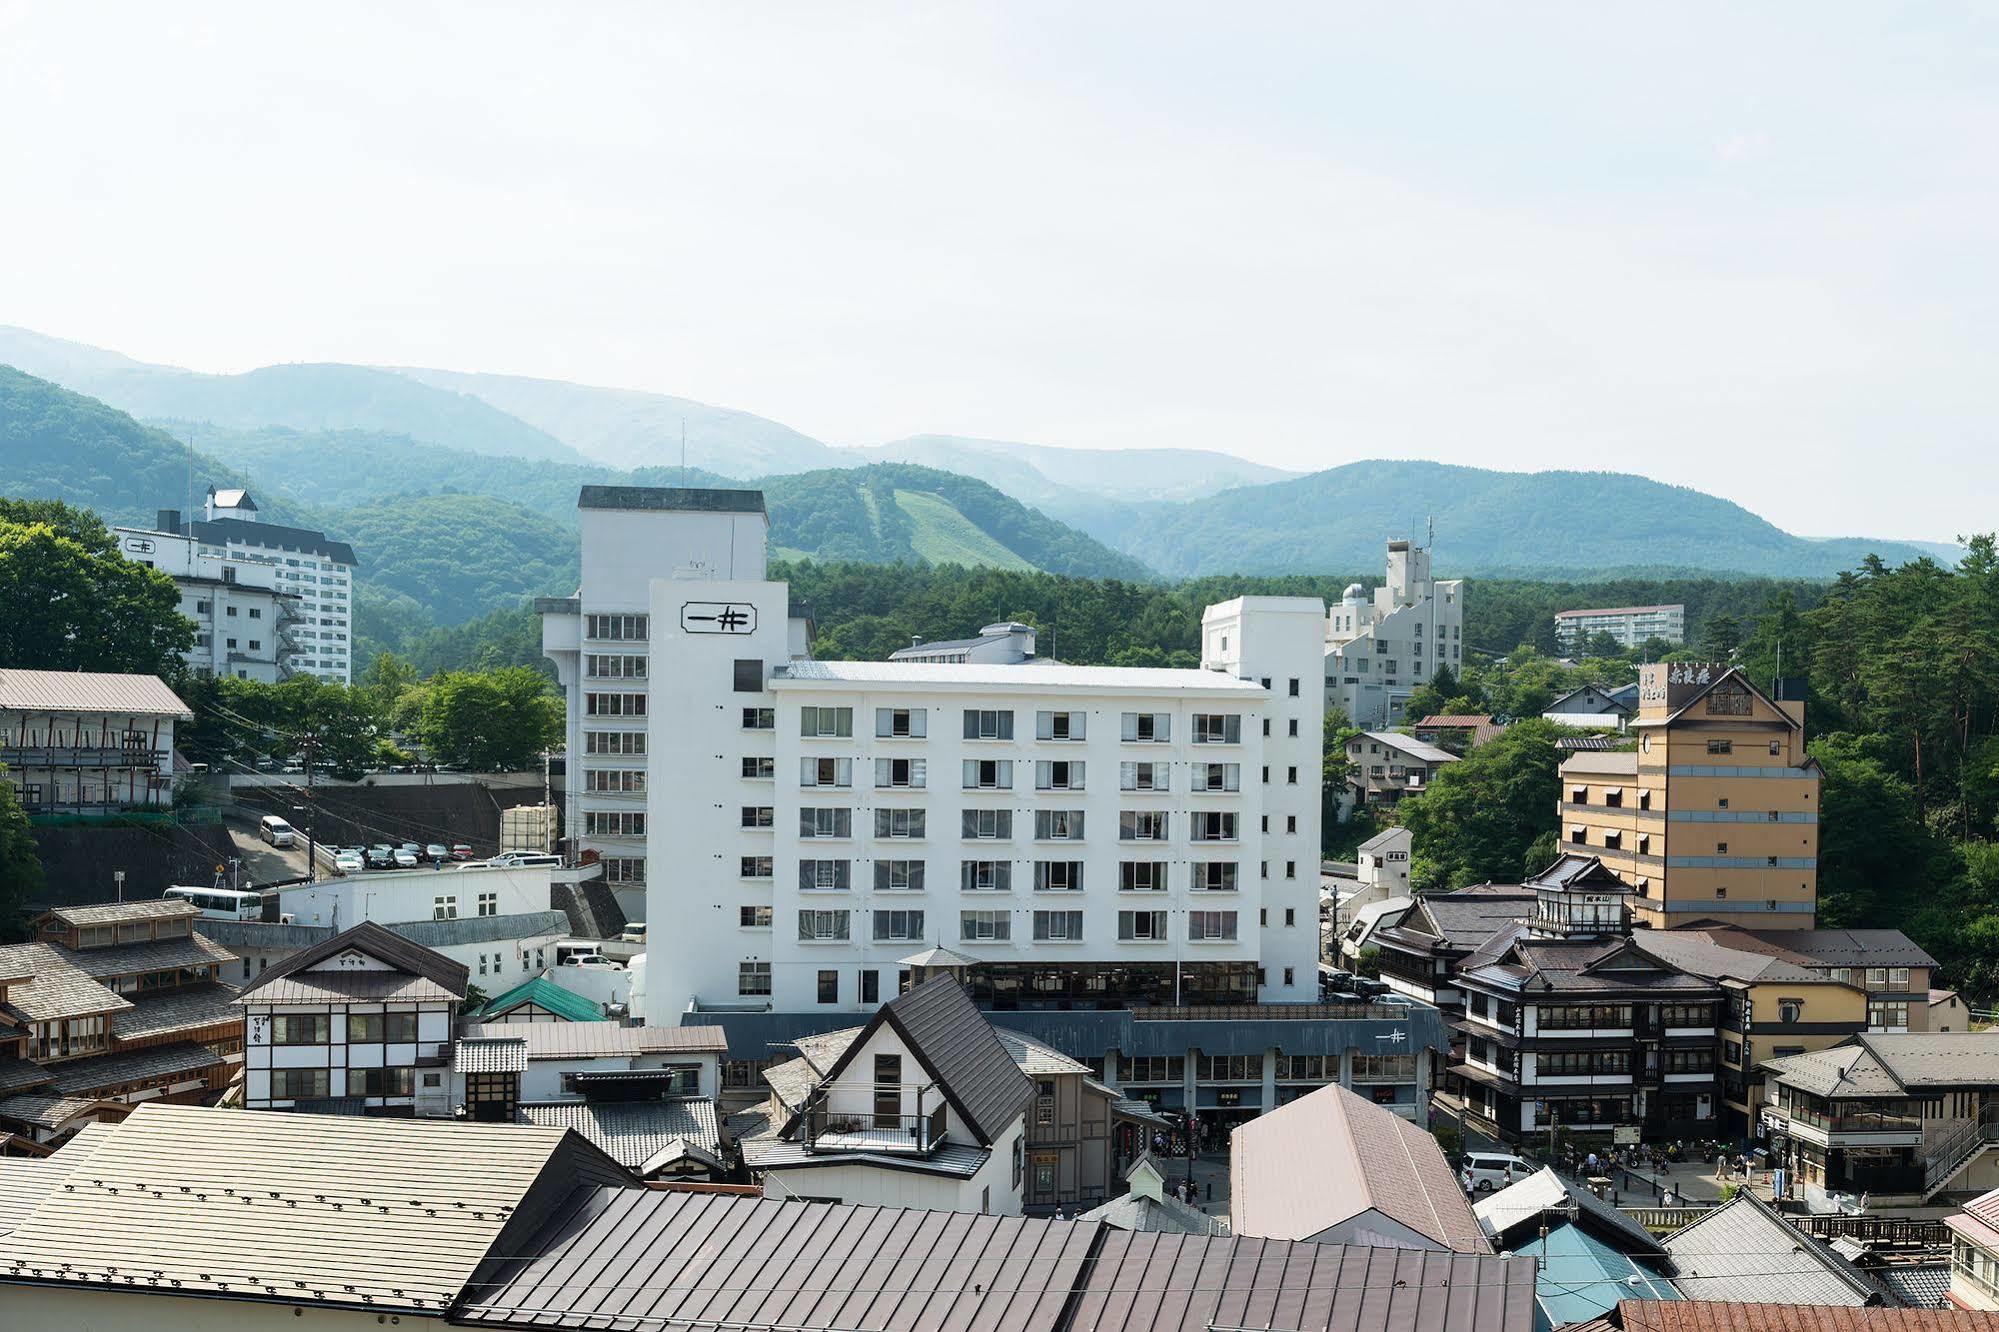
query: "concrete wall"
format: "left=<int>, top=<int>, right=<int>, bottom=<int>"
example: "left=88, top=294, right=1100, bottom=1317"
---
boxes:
left=21, top=819, right=236, bottom=910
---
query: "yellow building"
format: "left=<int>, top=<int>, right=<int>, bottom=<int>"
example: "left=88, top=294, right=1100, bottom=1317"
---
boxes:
left=1558, top=663, right=1819, bottom=930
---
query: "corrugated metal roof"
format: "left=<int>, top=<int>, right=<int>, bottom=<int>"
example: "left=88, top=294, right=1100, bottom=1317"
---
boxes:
left=0, top=670, right=191, bottom=717
left=774, top=659, right=1267, bottom=694
left=1662, top=1194, right=1881, bottom=1306
left=0, top=1157, right=70, bottom=1234
left=1230, top=1082, right=1490, bottom=1255
left=476, top=975, right=607, bottom=1023
left=1616, top=1303, right=1999, bottom=1332
left=390, top=911, right=572, bottom=950
left=237, top=919, right=469, bottom=1004
left=459, top=1021, right=729, bottom=1057
left=0, top=1102, right=609, bottom=1313
left=517, top=1098, right=720, bottom=1173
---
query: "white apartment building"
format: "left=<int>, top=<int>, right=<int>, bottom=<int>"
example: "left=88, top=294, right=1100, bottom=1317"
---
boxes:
left=1323, top=539, right=1464, bottom=729
left=135, top=489, right=358, bottom=683
left=115, top=510, right=299, bottom=682
left=1553, top=603, right=1686, bottom=654
left=542, top=487, right=1326, bottom=1017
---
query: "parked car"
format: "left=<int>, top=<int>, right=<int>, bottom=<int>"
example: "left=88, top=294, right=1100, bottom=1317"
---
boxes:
left=486, top=851, right=563, bottom=869
left=424, top=843, right=449, bottom=861
left=365, top=846, right=394, bottom=869
left=1463, top=1151, right=1533, bottom=1193
left=619, top=923, right=647, bottom=946
left=391, top=847, right=420, bottom=869
left=554, top=941, right=618, bottom=968
left=257, top=815, right=297, bottom=848
left=448, top=844, right=475, bottom=861
left=333, top=849, right=365, bottom=873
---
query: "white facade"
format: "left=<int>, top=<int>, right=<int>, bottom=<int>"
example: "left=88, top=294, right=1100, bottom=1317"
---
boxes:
left=1322, top=540, right=1464, bottom=729
left=240, top=951, right=456, bottom=1114
left=272, top=862, right=561, bottom=930
left=113, top=519, right=298, bottom=682
left=542, top=489, right=1330, bottom=1020
left=1554, top=603, right=1686, bottom=653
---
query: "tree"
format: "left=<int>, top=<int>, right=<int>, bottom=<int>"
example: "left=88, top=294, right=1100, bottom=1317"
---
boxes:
left=0, top=771, right=44, bottom=942
left=1398, top=719, right=1566, bottom=891
left=0, top=509, right=193, bottom=675
left=415, top=668, right=563, bottom=771
left=1585, top=630, right=1625, bottom=659
left=1698, top=613, right=1742, bottom=660
left=1810, top=733, right=1938, bottom=929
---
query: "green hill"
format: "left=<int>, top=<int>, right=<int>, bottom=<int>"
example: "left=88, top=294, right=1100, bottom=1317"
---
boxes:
left=1084, top=460, right=1948, bottom=579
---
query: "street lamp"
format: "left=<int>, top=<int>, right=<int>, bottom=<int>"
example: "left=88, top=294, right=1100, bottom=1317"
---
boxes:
left=113, top=869, right=125, bottom=903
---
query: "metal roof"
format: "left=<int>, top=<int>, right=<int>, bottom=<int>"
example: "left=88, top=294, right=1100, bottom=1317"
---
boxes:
left=186, top=515, right=357, bottom=565
left=1077, top=1190, right=1226, bottom=1235
left=110, top=981, right=242, bottom=1042
left=458, top=1021, right=729, bottom=1058
left=1561, top=750, right=1641, bottom=775
left=518, top=1098, right=720, bottom=1173
left=1631, top=932, right=1825, bottom=985
left=1714, top=929, right=1938, bottom=970
left=741, top=1133, right=994, bottom=1178
left=237, top=919, right=469, bottom=1004
left=475, top=975, right=607, bottom=1023
left=774, top=659, right=1267, bottom=695
left=390, top=911, right=572, bottom=951
left=577, top=484, right=767, bottom=514
left=1474, top=1167, right=1665, bottom=1256
left=454, top=1037, right=530, bottom=1074
left=0, top=943, right=132, bottom=1021
left=1613, top=1303, right=1999, bottom=1332
left=39, top=899, right=199, bottom=927
left=0, top=670, right=191, bottom=717
left=1662, top=1193, right=1882, bottom=1306
left=1514, top=1222, right=1678, bottom=1327
left=0, top=1102, right=630, bottom=1313
left=195, top=918, right=331, bottom=950
left=1229, top=1082, right=1489, bottom=1255
left=1763, top=1034, right=1999, bottom=1098
left=238, top=970, right=464, bottom=1003
left=826, top=976, right=1035, bottom=1146
left=1357, top=731, right=1460, bottom=765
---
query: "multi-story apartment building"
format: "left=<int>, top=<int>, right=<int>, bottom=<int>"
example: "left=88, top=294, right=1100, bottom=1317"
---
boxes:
left=0, top=669, right=189, bottom=814
left=114, top=511, right=301, bottom=682
left=540, top=486, right=1325, bottom=1016
left=139, top=489, right=357, bottom=683
left=1323, top=538, right=1464, bottom=729
left=1553, top=604, right=1686, bottom=654
left=1557, top=662, right=1820, bottom=929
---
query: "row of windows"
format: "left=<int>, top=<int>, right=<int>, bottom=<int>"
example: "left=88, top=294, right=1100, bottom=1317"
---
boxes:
left=794, top=707, right=1243, bottom=744
left=744, top=857, right=1253, bottom=892
left=269, top=1067, right=418, bottom=1099
left=586, top=653, right=648, bottom=678
left=795, top=804, right=1241, bottom=841
left=789, top=907, right=1243, bottom=944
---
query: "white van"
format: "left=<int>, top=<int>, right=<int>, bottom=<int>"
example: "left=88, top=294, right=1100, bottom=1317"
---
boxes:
left=258, top=815, right=297, bottom=848
left=619, top=922, right=647, bottom=946
left=1463, top=1151, right=1533, bottom=1193
left=486, top=852, right=563, bottom=869
left=554, top=941, right=618, bottom=968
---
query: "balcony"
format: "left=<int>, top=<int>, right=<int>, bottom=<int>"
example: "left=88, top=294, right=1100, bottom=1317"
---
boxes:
left=1762, top=1104, right=1924, bottom=1148
left=0, top=744, right=167, bottom=770
left=801, top=1099, right=949, bottom=1155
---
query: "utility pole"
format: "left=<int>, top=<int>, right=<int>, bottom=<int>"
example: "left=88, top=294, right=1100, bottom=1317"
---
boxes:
left=299, top=729, right=319, bottom=883
left=113, top=869, right=125, bottom=903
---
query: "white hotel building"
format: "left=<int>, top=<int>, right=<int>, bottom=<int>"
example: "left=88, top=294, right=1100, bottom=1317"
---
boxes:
left=541, top=487, right=1324, bottom=1017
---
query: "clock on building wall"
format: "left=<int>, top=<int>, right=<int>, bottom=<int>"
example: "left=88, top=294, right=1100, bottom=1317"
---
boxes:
left=680, top=602, right=758, bottom=634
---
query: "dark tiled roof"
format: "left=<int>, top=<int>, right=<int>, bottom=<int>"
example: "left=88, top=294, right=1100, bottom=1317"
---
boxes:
left=46, top=1041, right=227, bottom=1096
left=1874, top=1263, right=1951, bottom=1309
left=188, top=515, right=357, bottom=566
left=0, top=1057, right=54, bottom=1097
left=863, top=976, right=1034, bottom=1145
left=236, top=920, right=468, bottom=1003
left=455, top=1188, right=1538, bottom=1332
left=1405, top=893, right=1535, bottom=950
left=60, top=932, right=235, bottom=979
left=576, top=485, right=766, bottom=514
left=110, top=982, right=242, bottom=1042
left=1718, top=929, right=1937, bottom=970
left=0, top=944, right=132, bottom=1022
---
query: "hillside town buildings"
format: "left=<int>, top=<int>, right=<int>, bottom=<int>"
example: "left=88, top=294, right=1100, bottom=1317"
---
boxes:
left=1323, top=537, right=1465, bottom=729
left=1558, top=662, right=1821, bottom=929
left=0, top=668, right=189, bottom=815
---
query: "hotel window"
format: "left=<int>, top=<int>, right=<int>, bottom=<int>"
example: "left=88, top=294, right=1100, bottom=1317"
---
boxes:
left=477, top=891, right=497, bottom=917
left=739, top=905, right=773, bottom=928
left=348, top=1012, right=419, bottom=1043
left=1708, top=739, right=1733, bottom=755
left=963, top=709, right=1015, bottom=740
left=1191, top=763, right=1240, bottom=792
left=800, top=707, right=853, bottom=738
left=1033, top=861, right=1083, bottom=892
left=1120, top=861, right=1169, bottom=892
left=1190, top=811, right=1238, bottom=842
left=742, top=805, right=774, bottom=828
left=433, top=895, right=459, bottom=920
left=961, top=910, right=1011, bottom=941
left=800, top=757, right=853, bottom=788
left=1036, top=710, right=1086, bottom=741
left=876, top=707, right=927, bottom=738
left=1192, top=713, right=1242, bottom=744
left=961, top=808, right=1013, bottom=839
left=738, top=961, right=772, bottom=995
left=1119, top=810, right=1168, bottom=841
left=741, top=707, right=775, bottom=730
left=1188, top=911, right=1238, bottom=941
left=1119, top=910, right=1169, bottom=940
left=586, top=654, right=648, bottom=679
left=873, top=909, right=926, bottom=942
left=798, top=860, right=851, bottom=891
left=1121, top=712, right=1170, bottom=742
left=740, top=856, right=773, bottom=879
left=1034, top=809, right=1086, bottom=840
left=741, top=755, right=775, bottom=779
left=875, top=807, right=927, bottom=838
left=874, top=860, right=926, bottom=891
left=585, top=768, right=646, bottom=793
left=874, top=757, right=927, bottom=789
left=960, top=861, right=1012, bottom=892
left=1194, top=861, right=1238, bottom=892
left=586, top=730, right=646, bottom=755
left=1033, top=910, right=1085, bottom=941
left=797, top=909, right=851, bottom=942
left=585, top=692, right=646, bottom=717
left=348, top=1067, right=416, bottom=1098
left=798, top=807, right=852, bottom=839
left=586, top=614, right=649, bottom=641
left=1120, top=761, right=1168, bottom=791
left=962, top=759, right=1014, bottom=790
left=271, top=1068, right=331, bottom=1100
left=270, top=1014, right=329, bottom=1045
left=1034, top=760, right=1084, bottom=791
left=584, top=811, right=646, bottom=836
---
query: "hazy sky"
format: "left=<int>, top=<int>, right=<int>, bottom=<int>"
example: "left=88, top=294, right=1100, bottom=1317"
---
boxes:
left=1, top=3, right=1992, bottom=540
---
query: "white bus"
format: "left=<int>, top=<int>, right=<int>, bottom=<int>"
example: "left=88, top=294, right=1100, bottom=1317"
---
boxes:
left=163, top=886, right=265, bottom=921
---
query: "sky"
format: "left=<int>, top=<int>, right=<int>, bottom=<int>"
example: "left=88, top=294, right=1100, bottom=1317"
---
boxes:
left=0, top=2, right=1993, bottom=541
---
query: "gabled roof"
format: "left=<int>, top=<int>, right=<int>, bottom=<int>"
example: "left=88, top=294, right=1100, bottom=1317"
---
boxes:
left=518, top=1098, right=721, bottom=1174
left=1358, top=731, right=1460, bottom=764
left=1475, top=1166, right=1665, bottom=1256
left=1632, top=931, right=1825, bottom=985
left=1230, top=1082, right=1489, bottom=1254
left=1547, top=684, right=1632, bottom=713
left=1648, top=666, right=1801, bottom=731
left=1662, top=1191, right=1884, bottom=1306
left=0, top=670, right=191, bottom=718
left=1516, top=1221, right=1679, bottom=1326
left=1612, top=1303, right=1998, bottom=1332
left=1762, top=1033, right=1999, bottom=1097
left=37, top=899, right=199, bottom=928
left=811, top=976, right=1034, bottom=1146
left=235, top=919, right=468, bottom=1004
left=1395, top=892, right=1536, bottom=952
left=0, top=943, right=132, bottom=1021
left=475, top=975, right=606, bottom=1023
left=1523, top=853, right=1632, bottom=892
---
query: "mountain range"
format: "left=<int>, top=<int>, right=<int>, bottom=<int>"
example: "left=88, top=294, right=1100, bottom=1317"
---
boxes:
left=0, top=324, right=1956, bottom=586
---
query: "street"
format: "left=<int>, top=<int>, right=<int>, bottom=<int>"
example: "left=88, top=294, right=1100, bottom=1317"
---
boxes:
left=221, top=813, right=311, bottom=887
